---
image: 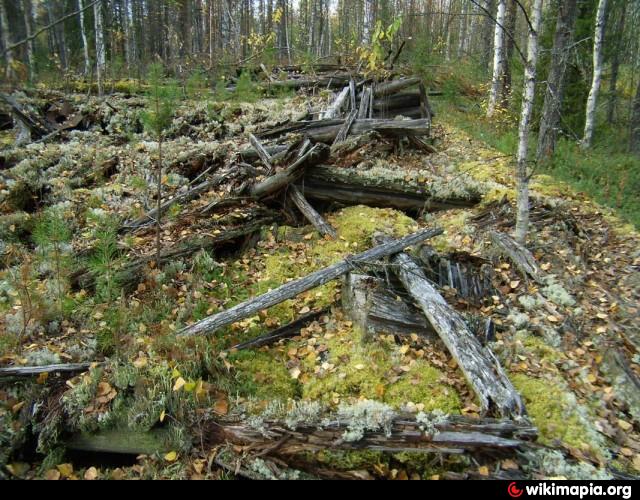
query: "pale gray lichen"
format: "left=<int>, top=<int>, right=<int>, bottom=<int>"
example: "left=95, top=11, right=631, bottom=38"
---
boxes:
left=542, top=277, right=576, bottom=307
left=336, top=400, right=395, bottom=443
left=518, top=295, right=542, bottom=311
left=284, top=400, right=323, bottom=430
left=523, top=449, right=611, bottom=480
left=507, top=312, right=530, bottom=330
left=25, top=348, right=61, bottom=366
left=416, top=409, right=448, bottom=437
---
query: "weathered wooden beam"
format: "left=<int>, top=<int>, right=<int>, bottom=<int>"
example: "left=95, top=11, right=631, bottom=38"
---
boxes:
left=248, top=133, right=274, bottom=172
left=323, top=85, right=351, bottom=119
left=178, top=227, right=443, bottom=338
left=289, top=185, right=337, bottom=239
left=342, top=273, right=435, bottom=340
left=489, top=231, right=543, bottom=283
left=228, top=308, right=330, bottom=351
left=0, top=363, right=93, bottom=377
left=373, top=78, right=422, bottom=97
left=376, top=235, right=525, bottom=418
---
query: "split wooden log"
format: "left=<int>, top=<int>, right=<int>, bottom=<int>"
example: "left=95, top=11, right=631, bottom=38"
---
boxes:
left=418, top=246, right=494, bottom=304
left=358, top=87, right=372, bottom=119
left=375, top=235, right=525, bottom=418
left=259, top=118, right=431, bottom=143
left=342, top=273, right=435, bottom=340
left=239, top=144, right=289, bottom=162
left=323, top=85, right=351, bottom=119
left=228, top=308, right=330, bottom=351
left=0, top=363, right=94, bottom=377
left=248, top=133, right=274, bottom=172
left=332, top=109, right=358, bottom=145
left=489, top=231, right=543, bottom=283
left=289, top=185, right=337, bottom=239
left=209, top=412, right=537, bottom=456
left=177, top=227, right=443, bottom=338
left=300, top=166, right=480, bottom=212
left=249, top=143, right=330, bottom=199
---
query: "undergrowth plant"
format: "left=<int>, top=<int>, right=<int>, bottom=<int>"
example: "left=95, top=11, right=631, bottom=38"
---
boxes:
left=87, top=214, right=123, bottom=304
left=142, top=63, right=179, bottom=268
left=33, top=209, right=73, bottom=319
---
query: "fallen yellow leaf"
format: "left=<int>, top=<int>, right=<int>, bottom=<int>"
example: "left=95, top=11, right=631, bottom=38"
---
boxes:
left=173, top=377, right=186, bottom=392
left=164, top=451, right=178, bottom=463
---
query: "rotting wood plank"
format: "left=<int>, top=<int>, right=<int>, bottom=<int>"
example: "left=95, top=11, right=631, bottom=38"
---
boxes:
left=289, top=185, right=337, bottom=239
left=376, top=235, right=525, bottom=418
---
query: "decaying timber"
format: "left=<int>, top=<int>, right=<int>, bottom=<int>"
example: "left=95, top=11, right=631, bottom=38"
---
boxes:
left=289, top=185, right=337, bottom=239
left=376, top=235, right=525, bottom=418
left=489, top=231, right=543, bottom=283
left=0, top=363, right=94, bottom=377
left=342, top=273, right=435, bottom=340
left=178, top=227, right=443, bottom=338
left=209, top=412, right=537, bottom=456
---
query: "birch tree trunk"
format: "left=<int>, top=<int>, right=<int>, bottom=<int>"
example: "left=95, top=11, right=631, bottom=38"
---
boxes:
left=22, top=0, right=34, bottom=79
left=536, top=0, right=578, bottom=162
left=78, top=0, right=91, bottom=76
left=515, top=0, right=544, bottom=244
left=487, top=0, right=507, bottom=118
left=582, top=0, right=608, bottom=149
left=94, top=0, right=106, bottom=96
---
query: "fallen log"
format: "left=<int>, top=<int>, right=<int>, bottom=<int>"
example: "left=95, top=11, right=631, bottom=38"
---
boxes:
left=0, top=93, right=52, bottom=141
left=372, top=92, right=422, bottom=111
left=300, top=166, right=480, bottom=212
left=0, top=363, right=93, bottom=377
left=229, top=308, right=330, bottom=351
left=332, top=110, right=358, bottom=145
left=178, top=227, right=443, bottom=338
left=342, top=273, right=435, bottom=340
left=373, top=78, right=422, bottom=97
left=489, top=231, right=543, bottom=283
left=248, top=133, right=274, bottom=172
left=73, top=216, right=275, bottom=292
left=322, top=85, right=351, bottom=119
left=376, top=235, right=525, bottom=418
left=249, top=143, right=330, bottom=199
left=289, top=185, right=337, bottom=239
left=121, top=167, right=242, bottom=233
left=209, top=411, right=537, bottom=456
left=239, top=144, right=289, bottom=162
left=259, top=118, right=431, bottom=143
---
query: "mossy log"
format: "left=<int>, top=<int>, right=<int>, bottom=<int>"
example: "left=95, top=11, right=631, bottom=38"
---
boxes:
left=489, top=231, right=543, bottom=283
left=0, top=92, right=52, bottom=141
left=299, top=166, right=480, bottom=213
left=259, top=118, right=431, bottom=143
left=342, top=273, right=435, bottom=340
left=376, top=236, right=526, bottom=418
left=178, top=227, right=443, bottom=338
left=209, top=414, right=537, bottom=456
left=66, top=429, right=171, bottom=455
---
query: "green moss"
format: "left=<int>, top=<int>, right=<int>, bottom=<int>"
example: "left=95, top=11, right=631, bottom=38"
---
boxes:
left=301, top=325, right=462, bottom=413
left=313, top=450, right=384, bottom=471
left=514, top=331, right=564, bottom=364
left=510, top=373, right=607, bottom=459
left=230, top=350, right=300, bottom=401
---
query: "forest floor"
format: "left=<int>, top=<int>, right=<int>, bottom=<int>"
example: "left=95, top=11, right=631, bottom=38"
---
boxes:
left=1, top=83, right=639, bottom=480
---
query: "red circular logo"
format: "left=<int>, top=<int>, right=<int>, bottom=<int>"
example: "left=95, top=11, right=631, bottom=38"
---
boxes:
left=508, top=482, right=524, bottom=498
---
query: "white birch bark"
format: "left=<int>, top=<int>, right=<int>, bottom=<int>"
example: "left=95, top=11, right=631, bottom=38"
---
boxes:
left=78, top=0, right=91, bottom=76
left=94, top=0, right=106, bottom=96
left=0, top=0, right=15, bottom=79
left=515, top=0, right=544, bottom=244
left=582, top=0, right=608, bottom=149
left=487, top=0, right=507, bottom=118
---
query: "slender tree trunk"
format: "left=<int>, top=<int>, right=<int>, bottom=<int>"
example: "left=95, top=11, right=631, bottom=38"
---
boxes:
left=487, top=0, right=507, bottom=117
left=606, top=4, right=625, bottom=124
left=582, top=0, right=608, bottom=149
left=500, top=0, right=517, bottom=107
left=94, top=0, right=106, bottom=96
left=536, top=0, right=578, bottom=162
left=22, top=0, right=34, bottom=79
left=515, top=0, right=544, bottom=244
left=631, top=77, right=640, bottom=155
left=78, top=0, right=91, bottom=76
left=1, top=0, right=16, bottom=79
left=457, top=0, right=469, bottom=58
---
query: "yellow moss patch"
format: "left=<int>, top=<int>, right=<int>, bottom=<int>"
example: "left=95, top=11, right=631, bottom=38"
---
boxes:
left=429, top=210, right=475, bottom=253
left=510, top=373, right=605, bottom=459
left=231, top=350, right=300, bottom=401
left=300, top=324, right=462, bottom=413
left=515, top=332, right=564, bottom=365
left=0, top=131, right=14, bottom=149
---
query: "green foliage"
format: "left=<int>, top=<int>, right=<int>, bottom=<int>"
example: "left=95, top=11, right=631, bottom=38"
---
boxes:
left=87, top=214, right=123, bottom=304
left=142, top=63, right=179, bottom=139
left=32, top=208, right=73, bottom=318
left=186, top=70, right=208, bottom=100
left=214, top=78, right=232, bottom=101
left=358, top=18, right=403, bottom=75
left=234, top=71, right=262, bottom=102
